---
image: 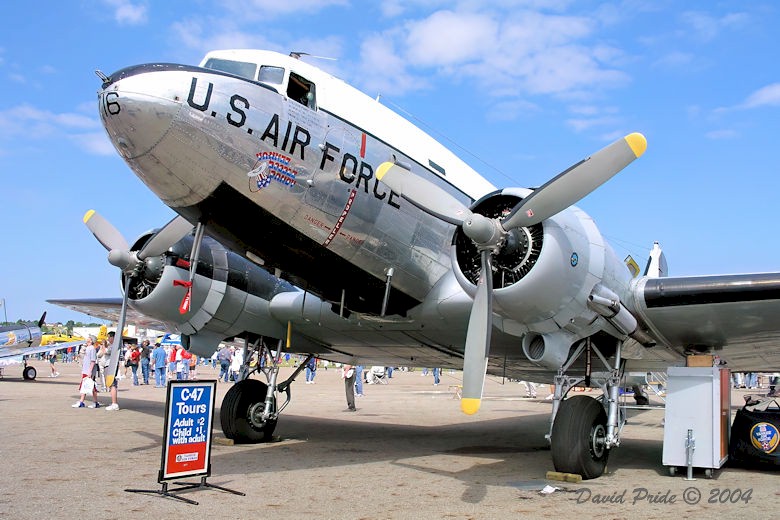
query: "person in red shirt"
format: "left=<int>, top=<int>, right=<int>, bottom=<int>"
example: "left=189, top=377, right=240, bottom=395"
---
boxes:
left=127, top=344, right=141, bottom=386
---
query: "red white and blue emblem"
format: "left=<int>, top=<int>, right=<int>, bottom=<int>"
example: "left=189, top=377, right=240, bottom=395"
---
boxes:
left=248, top=151, right=298, bottom=191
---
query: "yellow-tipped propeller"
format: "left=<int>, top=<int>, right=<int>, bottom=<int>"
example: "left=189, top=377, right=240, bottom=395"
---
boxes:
left=377, top=133, right=647, bottom=414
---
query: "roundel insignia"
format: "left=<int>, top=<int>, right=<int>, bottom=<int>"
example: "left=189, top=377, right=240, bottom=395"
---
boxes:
left=750, top=422, right=779, bottom=453
left=570, top=252, right=579, bottom=267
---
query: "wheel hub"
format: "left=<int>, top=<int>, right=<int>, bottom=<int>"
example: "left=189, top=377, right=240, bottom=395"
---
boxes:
left=590, top=423, right=607, bottom=458
left=247, top=401, right=270, bottom=429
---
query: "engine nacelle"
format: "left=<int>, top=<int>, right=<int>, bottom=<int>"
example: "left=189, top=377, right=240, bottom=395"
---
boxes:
left=452, top=189, right=634, bottom=335
left=125, top=233, right=294, bottom=358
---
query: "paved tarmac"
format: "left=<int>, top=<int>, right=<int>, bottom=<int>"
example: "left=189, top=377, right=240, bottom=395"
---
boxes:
left=1, top=359, right=778, bottom=519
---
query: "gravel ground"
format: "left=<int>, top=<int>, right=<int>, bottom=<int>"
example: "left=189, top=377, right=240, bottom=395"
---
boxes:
left=1, top=360, right=778, bottom=519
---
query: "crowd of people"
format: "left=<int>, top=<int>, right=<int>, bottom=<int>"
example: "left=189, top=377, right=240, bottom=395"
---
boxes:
left=67, top=334, right=230, bottom=411
left=54, top=333, right=780, bottom=414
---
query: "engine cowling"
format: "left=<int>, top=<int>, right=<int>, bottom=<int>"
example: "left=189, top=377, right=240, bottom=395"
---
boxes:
left=124, top=233, right=293, bottom=357
left=451, top=189, right=634, bottom=348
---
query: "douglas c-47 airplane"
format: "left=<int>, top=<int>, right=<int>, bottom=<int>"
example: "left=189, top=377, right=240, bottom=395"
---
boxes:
left=50, top=49, right=780, bottom=479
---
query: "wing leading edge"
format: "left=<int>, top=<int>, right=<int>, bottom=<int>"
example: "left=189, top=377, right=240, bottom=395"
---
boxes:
left=631, top=272, right=780, bottom=369
left=46, top=298, right=168, bottom=331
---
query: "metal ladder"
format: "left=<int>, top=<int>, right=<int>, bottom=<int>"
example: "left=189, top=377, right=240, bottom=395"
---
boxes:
left=645, top=371, right=667, bottom=401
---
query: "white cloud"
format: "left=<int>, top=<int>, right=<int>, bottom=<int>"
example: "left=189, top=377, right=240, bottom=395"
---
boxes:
left=0, top=104, right=104, bottom=155
left=653, top=51, right=694, bottom=69
left=705, top=129, right=738, bottom=140
left=218, top=0, right=348, bottom=18
left=404, top=10, right=498, bottom=66
left=170, top=18, right=277, bottom=55
left=395, top=8, right=627, bottom=99
left=566, top=115, right=620, bottom=132
left=485, top=98, right=539, bottom=121
left=741, top=83, right=780, bottom=109
left=355, top=34, right=427, bottom=97
left=165, top=4, right=632, bottom=120
left=679, top=10, right=750, bottom=42
left=101, top=0, right=148, bottom=25
left=380, top=0, right=406, bottom=17
left=70, top=132, right=116, bottom=156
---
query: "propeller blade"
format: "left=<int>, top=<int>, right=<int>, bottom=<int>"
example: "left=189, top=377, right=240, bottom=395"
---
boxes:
left=83, top=209, right=129, bottom=252
left=502, top=133, right=647, bottom=230
left=376, top=162, right=473, bottom=226
left=104, top=276, right=132, bottom=388
left=460, top=250, right=494, bottom=415
left=139, top=215, right=192, bottom=259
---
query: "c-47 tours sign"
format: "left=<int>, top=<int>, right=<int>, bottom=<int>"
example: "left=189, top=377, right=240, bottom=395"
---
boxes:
left=126, top=378, right=243, bottom=505
left=161, top=380, right=216, bottom=480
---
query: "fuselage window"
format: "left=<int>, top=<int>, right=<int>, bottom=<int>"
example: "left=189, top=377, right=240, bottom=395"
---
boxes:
left=202, top=58, right=257, bottom=81
left=287, top=72, right=316, bottom=109
left=258, top=66, right=285, bottom=85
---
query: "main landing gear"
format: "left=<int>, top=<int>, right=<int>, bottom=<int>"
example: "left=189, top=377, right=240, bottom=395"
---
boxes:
left=547, top=338, right=627, bottom=479
left=22, top=363, right=38, bottom=381
left=219, top=337, right=313, bottom=443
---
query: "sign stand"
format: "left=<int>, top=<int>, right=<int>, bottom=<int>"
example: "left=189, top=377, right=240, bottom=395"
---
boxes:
left=126, top=380, right=244, bottom=505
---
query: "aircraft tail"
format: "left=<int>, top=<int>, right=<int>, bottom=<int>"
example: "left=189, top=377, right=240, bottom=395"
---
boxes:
left=643, top=242, right=667, bottom=278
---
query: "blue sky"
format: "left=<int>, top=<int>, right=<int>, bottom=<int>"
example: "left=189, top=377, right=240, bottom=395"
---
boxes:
left=1, top=0, right=778, bottom=324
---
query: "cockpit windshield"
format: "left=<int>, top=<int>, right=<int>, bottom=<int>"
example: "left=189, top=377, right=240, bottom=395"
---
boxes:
left=202, top=58, right=257, bottom=81
left=200, top=55, right=315, bottom=109
left=258, top=66, right=285, bottom=85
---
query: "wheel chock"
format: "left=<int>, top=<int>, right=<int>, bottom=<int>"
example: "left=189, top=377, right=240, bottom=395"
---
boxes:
left=545, top=471, right=582, bottom=483
left=213, top=435, right=235, bottom=446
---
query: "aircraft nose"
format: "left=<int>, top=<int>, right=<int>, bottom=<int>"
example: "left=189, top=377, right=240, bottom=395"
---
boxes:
left=98, top=80, right=181, bottom=159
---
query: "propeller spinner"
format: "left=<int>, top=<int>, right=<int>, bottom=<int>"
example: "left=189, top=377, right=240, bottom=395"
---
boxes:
left=377, top=133, right=647, bottom=414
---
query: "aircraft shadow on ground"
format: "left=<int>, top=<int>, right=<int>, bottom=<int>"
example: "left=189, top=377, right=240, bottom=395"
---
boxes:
left=56, top=380, right=671, bottom=498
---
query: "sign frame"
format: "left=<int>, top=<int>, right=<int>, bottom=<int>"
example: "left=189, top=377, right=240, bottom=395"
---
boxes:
left=159, top=379, right=217, bottom=482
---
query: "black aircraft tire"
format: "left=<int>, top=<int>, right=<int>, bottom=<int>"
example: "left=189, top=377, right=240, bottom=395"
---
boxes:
left=220, top=379, right=277, bottom=443
left=23, top=365, right=37, bottom=381
left=551, top=395, right=610, bottom=479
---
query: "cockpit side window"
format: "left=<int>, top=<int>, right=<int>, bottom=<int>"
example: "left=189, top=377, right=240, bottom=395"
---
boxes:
left=258, top=66, right=285, bottom=85
left=202, top=58, right=257, bottom=81
left=287, top=72, right=316, bottom=109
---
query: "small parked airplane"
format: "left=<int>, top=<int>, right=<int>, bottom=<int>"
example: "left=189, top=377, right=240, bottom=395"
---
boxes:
left=51, top=49, right=780, bottom=479
left=41, top=332, right=85, bottom=346
left=0, top=313, right=84, bottom=380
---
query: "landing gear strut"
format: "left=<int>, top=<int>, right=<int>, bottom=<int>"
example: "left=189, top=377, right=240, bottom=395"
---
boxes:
left=548, top=338, right=626, bottom=479
left=219, top=337, right=312, bottom=443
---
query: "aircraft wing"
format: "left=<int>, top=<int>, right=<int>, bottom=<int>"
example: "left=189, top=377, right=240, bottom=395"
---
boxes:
left=0, top=339, right=85, bottom=361
left=631, top=272, right=780, bottom=368
left=46, top=298, right=169, bottom=331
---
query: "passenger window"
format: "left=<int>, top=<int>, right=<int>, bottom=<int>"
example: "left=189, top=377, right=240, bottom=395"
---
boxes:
left=203, top=58, right=257, bottom=81
left=287, top=72, right=316, bottom=109
left=258, top=66, right=285, bottom=85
